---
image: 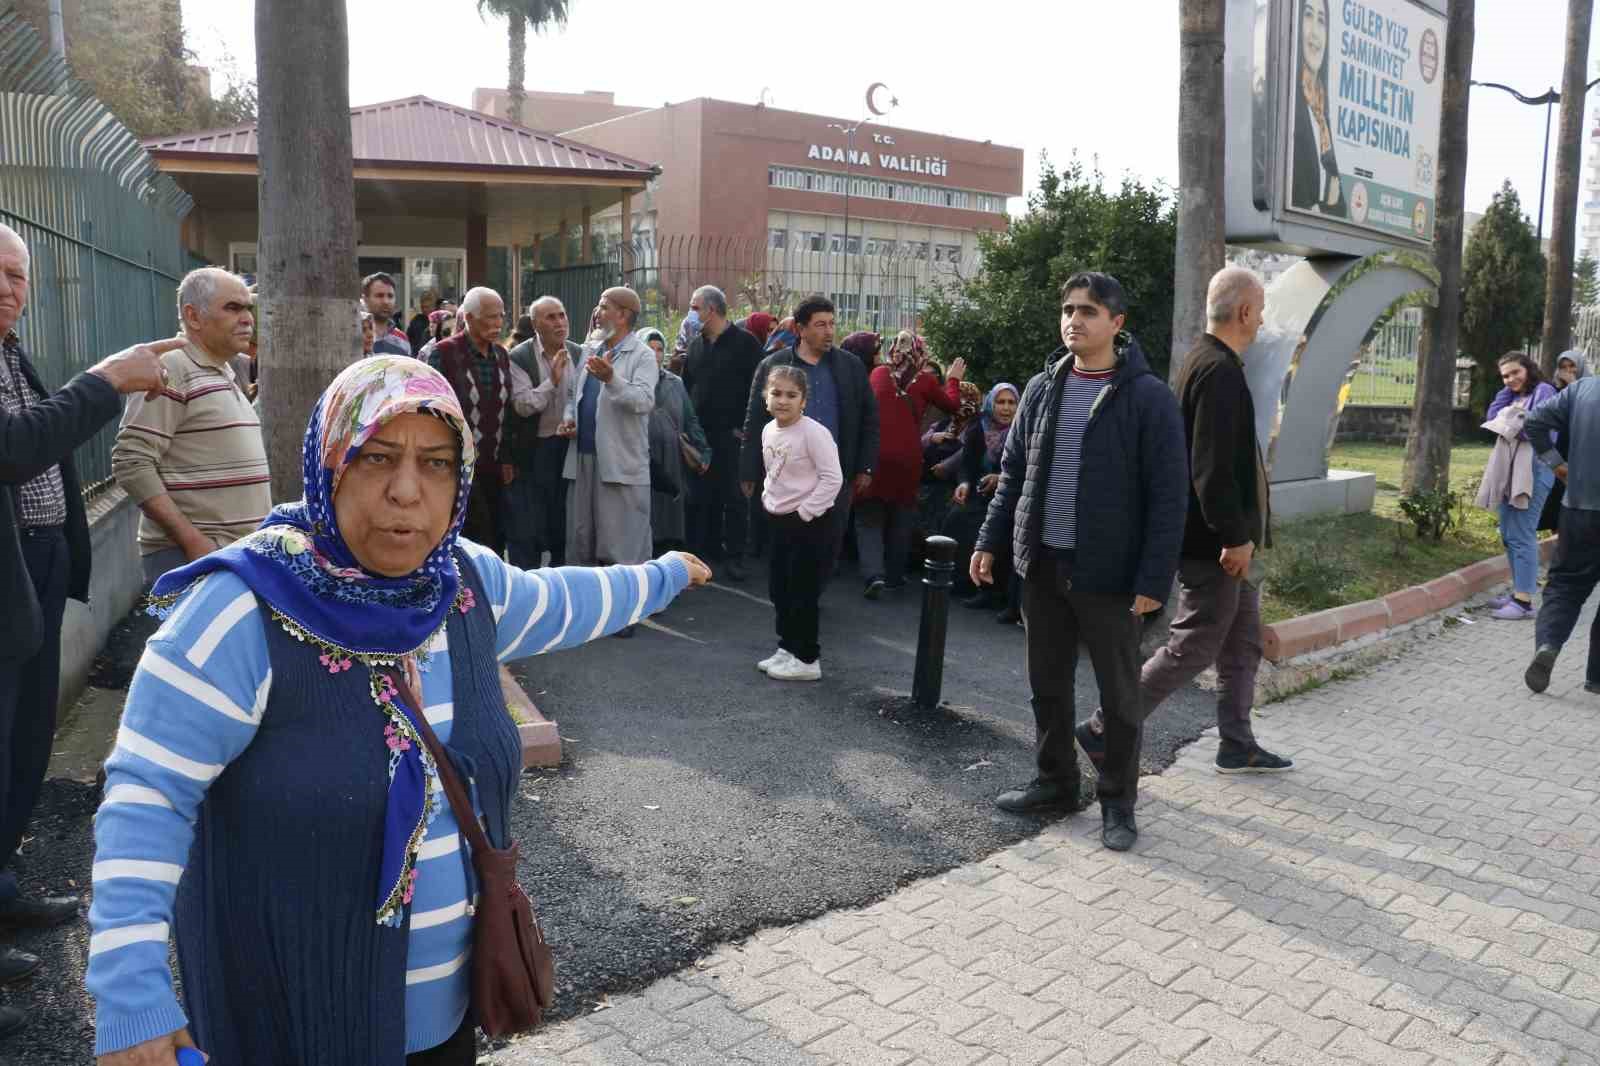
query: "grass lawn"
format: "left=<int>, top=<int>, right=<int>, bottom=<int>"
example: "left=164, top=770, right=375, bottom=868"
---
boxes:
left=1259, top=439, right=1508, bottom=623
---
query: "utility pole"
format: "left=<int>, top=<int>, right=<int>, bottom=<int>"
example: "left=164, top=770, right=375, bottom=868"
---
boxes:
left=1170, top=0, right=1226, bottom=386
left=1540, top=0, right=1596, bottom=372
left=1403, top=0, right=1475, bottom=495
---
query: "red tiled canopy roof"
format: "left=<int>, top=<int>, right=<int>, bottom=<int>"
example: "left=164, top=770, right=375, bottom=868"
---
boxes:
left=141, top=95, right=657, bottom=176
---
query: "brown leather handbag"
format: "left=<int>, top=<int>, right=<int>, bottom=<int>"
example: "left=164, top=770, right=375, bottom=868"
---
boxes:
left=393, top=670, right=556, bottom=1036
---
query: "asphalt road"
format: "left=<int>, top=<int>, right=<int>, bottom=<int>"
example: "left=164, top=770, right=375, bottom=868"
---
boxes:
left=3, top=562, right=1218, bottom=1063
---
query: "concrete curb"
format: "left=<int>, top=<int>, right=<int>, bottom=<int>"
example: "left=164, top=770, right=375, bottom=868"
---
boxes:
left=498, top=665, right=562, bottom=768
left=1262, top=535, right=1557, bottom=663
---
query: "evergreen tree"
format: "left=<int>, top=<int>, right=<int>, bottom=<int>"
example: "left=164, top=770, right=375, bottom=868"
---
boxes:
left=1460, top=180, right=1545, bottom=410
left=921, top=157, right=1177, bottom=386
left=1574, top=252, right=1598, bottom=310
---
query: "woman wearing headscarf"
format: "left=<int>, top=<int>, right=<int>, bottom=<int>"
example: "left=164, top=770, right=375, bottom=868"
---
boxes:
left=640, top=327, right=711, bottom=552
left=839, top=331, right=883, bottom=372
left=1539, top=350, right=1587, bottom=532
left=86, top=355, right=709, bottom=1066
left=917, top=378, right=983, bottom=549
left=947, top=382, right=1021, bottom=620
left=857, top=331, right=966, bottom=598
left=741, top=312, right=776, bottom=349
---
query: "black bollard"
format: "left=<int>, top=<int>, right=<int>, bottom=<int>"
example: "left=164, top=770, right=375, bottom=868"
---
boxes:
left=913, top=536, right=957, bottom=709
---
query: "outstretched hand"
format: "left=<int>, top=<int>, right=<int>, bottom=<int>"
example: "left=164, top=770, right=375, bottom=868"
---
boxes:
left=91, top=336, right=187, bottom=399
left=671, top=551, right=712, bottom=586
left=98, top=1026, right=203, bottom=1065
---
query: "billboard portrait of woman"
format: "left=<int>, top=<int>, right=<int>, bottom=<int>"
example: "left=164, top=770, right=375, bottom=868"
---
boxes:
left=1291, top=0, right=1348, bottom=218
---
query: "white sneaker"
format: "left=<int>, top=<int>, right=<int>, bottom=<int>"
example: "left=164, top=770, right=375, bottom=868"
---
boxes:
left=768, top=655, right=822, bottom=682
left=757, top=648, right=792, bottom=673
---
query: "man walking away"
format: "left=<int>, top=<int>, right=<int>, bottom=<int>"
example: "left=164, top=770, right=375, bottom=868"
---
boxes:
left=113, top=267, right=271, bottom=586
left=428, top=287, right=516, bottom=554
left=740, top=296, right=879, bottom=586
left=1525, top=366, right=1600, bottom=693
left=1079, top=268, right=1292, bottom=818
left=682, top=285, right=764, bottom=581
left=362, top=272, right=412, bottom=356
left=971, top=272, right=1186, bottom=852
left=506, top=296, right=580, bottom=568
left=0, top=223, right=172, bottom=1040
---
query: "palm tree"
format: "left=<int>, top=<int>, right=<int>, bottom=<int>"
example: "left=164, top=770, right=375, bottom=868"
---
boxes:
left=1169, top=0, right=1226, bottom=386
left=476, top=0, right=572, bottom=127
left=1539, top=0, right=1595, bottom=373
left=256, top=0, right=360, bottom=502
left=1402, top=0, right=1475, bottom=496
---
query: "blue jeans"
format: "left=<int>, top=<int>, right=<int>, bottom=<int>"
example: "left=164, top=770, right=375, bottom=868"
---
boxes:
left=1499, top=462, right=1556, bottom=597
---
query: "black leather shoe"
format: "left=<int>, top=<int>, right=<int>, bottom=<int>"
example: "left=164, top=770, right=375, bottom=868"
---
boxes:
left=995, top=777, right=1087, bottom=814
left=0, top=947, right=40, bottom=985
left=1526, top=645, right=1559, bottom=693
left=0, top=894, right=81, bottom=929
left=0, top=1004, right=25, bottom=1038
left=1102, top=806, right=1138, bottom=851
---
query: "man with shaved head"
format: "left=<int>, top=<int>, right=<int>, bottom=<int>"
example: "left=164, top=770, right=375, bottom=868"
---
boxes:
left=1079, top=266, right=1292, bottom=850
left=0, top=223, right=170, bottom=1036
left=428, top=286, right=517, bottom=552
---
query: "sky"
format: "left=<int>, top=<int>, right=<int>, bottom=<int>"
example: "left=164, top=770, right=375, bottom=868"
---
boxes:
left=182, top=0, right=1600, bottom=236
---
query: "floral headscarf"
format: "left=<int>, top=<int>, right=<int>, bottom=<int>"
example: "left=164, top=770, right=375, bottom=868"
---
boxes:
left=886, top=331, right=927, bottom=391
left=951, top=379, right=983, bottom=435
left=148, top=355, right=477, bottom=925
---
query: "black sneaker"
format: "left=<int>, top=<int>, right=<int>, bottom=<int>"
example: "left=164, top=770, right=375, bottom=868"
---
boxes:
left=1075, top=720, right=1106, bottom=767
left=995, top=777, right=1088, bottom=814
left=1101, top=805, right=1138, bottom=851
left=863, top=576, right=886, bottom=600
left=1586, top=681, right=1600, bottom=695
left=1526, top=645, right=1559, bottom=693
left=0, top=948, right=39, bottom=986
left=1215, top=745, right=1294, bottom=774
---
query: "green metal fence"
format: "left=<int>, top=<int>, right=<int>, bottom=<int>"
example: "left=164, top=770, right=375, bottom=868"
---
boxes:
left=0, top=3, right=194, bottom=497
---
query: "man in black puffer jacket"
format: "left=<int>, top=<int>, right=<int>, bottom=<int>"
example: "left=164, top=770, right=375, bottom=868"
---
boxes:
left=972, top=272, right=1186, bottom=851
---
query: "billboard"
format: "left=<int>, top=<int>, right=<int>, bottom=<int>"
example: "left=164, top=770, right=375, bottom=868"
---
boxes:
left=1285, top=0, right=1446, bottom=243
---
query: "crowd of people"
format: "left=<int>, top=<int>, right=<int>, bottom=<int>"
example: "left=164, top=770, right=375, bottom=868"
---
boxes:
left=2, top=211, right=1600, bottom=1061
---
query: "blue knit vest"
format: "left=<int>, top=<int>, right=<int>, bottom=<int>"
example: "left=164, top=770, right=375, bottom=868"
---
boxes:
left=173, top=552, right=520, bottom=1065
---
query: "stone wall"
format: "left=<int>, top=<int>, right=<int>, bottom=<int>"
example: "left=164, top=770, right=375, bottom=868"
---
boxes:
left=1334, top=404, right=1481, bottom=444
left=58, top=488, right=144, bottom=713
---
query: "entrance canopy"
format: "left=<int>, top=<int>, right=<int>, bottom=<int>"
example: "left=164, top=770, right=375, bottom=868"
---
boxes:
left=142, top=95, right=659, bottom=294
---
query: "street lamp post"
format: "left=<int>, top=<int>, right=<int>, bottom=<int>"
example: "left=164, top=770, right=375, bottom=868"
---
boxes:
left=1472, top=76, right=1600, bottom=246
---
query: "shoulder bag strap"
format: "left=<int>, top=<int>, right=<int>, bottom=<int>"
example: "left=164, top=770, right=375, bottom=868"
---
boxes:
left=385, top=667, right=495, bottom=858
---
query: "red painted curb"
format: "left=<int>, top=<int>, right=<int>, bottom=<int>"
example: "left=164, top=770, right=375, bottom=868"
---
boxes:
left=499, top=665, right=562, bottom=769
left=1262, top=536, right=1557, bottom=664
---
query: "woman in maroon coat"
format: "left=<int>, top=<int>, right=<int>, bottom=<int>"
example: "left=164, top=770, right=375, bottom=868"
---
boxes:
left=858, top=331, right=966, bottom=598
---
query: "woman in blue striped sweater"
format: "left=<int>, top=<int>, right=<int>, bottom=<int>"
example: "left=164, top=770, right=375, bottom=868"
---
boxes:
left=85, top=354, right=709, bottom=1066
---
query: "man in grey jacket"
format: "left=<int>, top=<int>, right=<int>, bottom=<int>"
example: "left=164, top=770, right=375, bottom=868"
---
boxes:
left=1525, top=373, right=1600, bottom=693
left=560, top=288, right=657, bottom=634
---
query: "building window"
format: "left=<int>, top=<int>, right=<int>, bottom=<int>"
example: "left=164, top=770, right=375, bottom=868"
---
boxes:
left=804, top=231, right=825, bottom=252
left=935, top=243, right=962, bottom=264
left=767, top=164, right=1006, bottom=213
left=864, top=295, right=882, bottom=330
left=769, top=228, right=787, bottom=250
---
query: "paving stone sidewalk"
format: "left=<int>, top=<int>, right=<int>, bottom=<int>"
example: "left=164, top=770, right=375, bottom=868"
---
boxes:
left=491, top=609, right=1600, bottom=1066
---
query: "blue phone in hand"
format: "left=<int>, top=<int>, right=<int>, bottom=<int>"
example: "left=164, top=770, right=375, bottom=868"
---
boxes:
left=176, top=1049, right=206, bottom=1066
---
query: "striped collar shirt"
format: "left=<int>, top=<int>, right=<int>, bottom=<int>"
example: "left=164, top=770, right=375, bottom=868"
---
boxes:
left=0, top=330, right=69, bottom=527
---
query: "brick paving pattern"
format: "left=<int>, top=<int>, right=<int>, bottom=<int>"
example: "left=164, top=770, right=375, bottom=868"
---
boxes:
left=492, top=609, right=1600, bottom=1065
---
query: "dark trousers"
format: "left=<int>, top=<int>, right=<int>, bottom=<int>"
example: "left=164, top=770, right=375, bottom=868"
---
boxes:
left=768, top=509, right=828, bottom=664
left=1089, top=557, right=1263, bottom=768
left=505, top=436, right=569, bottom=569
left=688, top=429, right=748, bottom=560
left=1022, top=548, right=1143, bottom=811
left=1536, top=506, right=1600, bottom=683
left=820, top=482, right=854, bottom=589
left=464, top=465, right=506, bottom=556
left=405, top=1018, right=477, bottom=1066
left=0, top=527, right=68, bottom=901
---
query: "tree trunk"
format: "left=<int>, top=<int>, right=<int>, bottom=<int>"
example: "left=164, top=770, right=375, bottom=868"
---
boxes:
left=507, top=16, right=526, bottom=126
left=1539, top=0, right=1594, bottom=373
left=256, top=0, right=359, bottom=504
left=1169, top=0, right=1227, bottom=386
left=1402, top=0, right=1475, bottom=496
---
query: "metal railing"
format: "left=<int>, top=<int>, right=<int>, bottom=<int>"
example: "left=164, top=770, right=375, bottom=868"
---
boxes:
left=1347, top=316, right=1423, bottom=406
left=617, top=233, right=944, bottom=334
left=0, top=3, right=194, bottom=497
